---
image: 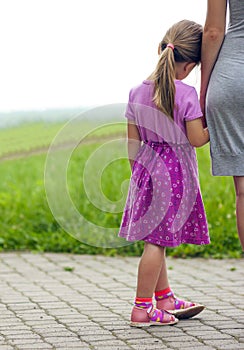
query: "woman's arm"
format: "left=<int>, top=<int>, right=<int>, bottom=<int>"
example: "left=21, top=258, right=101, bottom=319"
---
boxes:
left=127, top=122, right=141, bottom=170
left=200, top=0, right=227, bottom=113
left=186, top=118, right=209, bottom=147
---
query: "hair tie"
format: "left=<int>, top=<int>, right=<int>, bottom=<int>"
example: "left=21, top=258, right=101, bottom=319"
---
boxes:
left=167, top=43, right=174, bottom=50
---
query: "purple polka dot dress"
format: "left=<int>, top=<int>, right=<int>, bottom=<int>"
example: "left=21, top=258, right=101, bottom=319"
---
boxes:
left=118, top=80, right=210, bottom=247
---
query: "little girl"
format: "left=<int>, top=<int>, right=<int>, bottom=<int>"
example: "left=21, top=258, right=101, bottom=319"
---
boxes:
left=118, top=20, right=210, bottom=327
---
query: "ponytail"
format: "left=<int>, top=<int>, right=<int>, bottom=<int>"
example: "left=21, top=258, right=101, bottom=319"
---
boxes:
left=152, top=46, right=176, bottom=120
left=149, top=20, right=203, bottom=120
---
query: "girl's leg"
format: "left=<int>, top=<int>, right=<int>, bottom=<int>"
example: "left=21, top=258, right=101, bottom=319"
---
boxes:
left=136, top=242, right=166, bottom=297
left=131, top=242, right=177, bottom=326
left=233, top=176, right=244, bottom=251
left=154, top=248, right=169, bottom=292
left=154, top=249, right=205, bottom=319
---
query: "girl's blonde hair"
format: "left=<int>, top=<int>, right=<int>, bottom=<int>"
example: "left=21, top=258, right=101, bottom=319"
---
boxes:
left=149, top=20, right=202, bottom=120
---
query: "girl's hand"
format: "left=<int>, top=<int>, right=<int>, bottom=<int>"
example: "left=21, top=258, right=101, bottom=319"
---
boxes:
left=186, top=118, right=209, bottom=147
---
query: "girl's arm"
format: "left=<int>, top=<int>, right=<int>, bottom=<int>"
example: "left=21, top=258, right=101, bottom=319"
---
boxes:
left=127, top=122, right=141, bottom=170
left=186, top=118, right=209, bottom=147
left=200, top=0, right=227, bottom=113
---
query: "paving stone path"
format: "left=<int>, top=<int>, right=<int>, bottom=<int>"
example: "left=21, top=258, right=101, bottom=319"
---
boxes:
left=0, top=253, right=243, bottom=350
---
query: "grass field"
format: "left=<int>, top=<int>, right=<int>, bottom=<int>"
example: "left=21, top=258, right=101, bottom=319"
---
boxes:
left=0, top=121, right=241, bottom=258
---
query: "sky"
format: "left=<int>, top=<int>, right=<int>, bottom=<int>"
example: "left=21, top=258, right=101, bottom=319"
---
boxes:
left=0, top=0, right=208, bottom=112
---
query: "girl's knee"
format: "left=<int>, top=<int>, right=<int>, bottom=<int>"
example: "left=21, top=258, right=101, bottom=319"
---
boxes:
left=144, top=242, right=166, bottom=253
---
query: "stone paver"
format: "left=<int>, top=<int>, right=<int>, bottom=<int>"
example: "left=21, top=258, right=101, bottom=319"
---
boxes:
left=0, top=253, right=243, bottom=350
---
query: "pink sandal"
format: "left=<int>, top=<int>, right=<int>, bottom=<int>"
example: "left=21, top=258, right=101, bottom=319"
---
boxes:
left=156, top=291, right=205, bottom=319
left=130, top=305, right=178, bottom=327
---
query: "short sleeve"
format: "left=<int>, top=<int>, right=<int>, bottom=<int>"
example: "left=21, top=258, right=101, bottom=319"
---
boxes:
left=184, top=88, right=203, bottom=121
left=125, top=89, right=135, bottom=121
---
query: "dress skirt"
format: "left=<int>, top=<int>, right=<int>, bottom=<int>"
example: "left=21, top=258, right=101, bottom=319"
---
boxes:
left=118, top=141, right=210, bottom=247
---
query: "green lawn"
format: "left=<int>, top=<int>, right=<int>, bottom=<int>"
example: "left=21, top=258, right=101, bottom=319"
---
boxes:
left=0, top=122, right=65, bottom=157
left=0, top=122, right=241, bottom=257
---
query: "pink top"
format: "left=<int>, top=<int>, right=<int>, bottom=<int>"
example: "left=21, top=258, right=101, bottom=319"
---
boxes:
left=125, top=80, right=203, bottom=145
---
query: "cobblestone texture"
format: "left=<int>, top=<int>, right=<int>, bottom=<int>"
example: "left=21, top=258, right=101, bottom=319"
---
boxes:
left=0, top=253, right=243, bottom=349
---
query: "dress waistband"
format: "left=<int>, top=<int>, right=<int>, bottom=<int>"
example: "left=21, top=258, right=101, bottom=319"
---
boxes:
left=144, top=140, right=170, bottom=147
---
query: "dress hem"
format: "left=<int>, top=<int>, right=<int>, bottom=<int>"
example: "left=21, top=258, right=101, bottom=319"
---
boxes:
left=119, top=235, right=210, bottom=247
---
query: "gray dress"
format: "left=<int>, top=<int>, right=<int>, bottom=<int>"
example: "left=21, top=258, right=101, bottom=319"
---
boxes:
left=206, top=0, right=244, bottom=176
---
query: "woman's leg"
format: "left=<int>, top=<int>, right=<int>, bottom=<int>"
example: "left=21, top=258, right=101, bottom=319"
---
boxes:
left=136, top=242, right=166, bottom=297
left=233, top=176, right=244, bottom=251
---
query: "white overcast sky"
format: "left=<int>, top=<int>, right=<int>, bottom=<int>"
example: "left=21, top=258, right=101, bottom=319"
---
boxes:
left=0, top=0, right=208, bottom=111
